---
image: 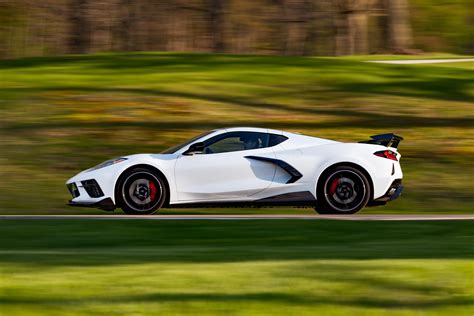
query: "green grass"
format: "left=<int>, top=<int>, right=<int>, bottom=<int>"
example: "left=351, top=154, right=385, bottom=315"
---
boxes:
left=0, top=219, right=473, bottom=315
left=0, top=52, right=473, bottom=214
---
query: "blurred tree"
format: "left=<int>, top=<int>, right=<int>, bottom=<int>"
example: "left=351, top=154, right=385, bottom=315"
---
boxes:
left=387, top=0, right=413, bottom=53
left=333, top=0, right=351, bottom=56
left=118, top=0, right=136, bottom=51
left=69, top=0, right=90, bottom=53
left=0, top=1, right=22, bottom=58
left=208, top=0, right=226, bottom=52
left=273, top=0, right=289, bottom=54
left=0, top=0, right=471, bottom=58
left=302, top=0, right=317, bottom=56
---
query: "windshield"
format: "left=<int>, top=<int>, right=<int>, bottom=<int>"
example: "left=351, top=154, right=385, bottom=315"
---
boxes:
left=161, top=130, right=216, bottom=154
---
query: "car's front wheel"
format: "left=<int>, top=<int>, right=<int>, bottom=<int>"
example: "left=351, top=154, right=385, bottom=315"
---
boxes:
left=116, top=167, right=167, bottom=215
left=315, top=165, right=371, bottom=215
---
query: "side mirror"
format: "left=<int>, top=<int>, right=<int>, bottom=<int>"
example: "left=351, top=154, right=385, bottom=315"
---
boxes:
left=183, top=142, right=205, bottom=156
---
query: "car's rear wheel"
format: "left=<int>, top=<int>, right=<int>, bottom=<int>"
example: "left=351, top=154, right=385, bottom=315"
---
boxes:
left=315, top=165, right=370, bottom=215
left=117, top=167, right=167, bottom=215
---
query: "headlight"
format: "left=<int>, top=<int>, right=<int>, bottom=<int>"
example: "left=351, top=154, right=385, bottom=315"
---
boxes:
left=90, top=158, right=128, bottom=171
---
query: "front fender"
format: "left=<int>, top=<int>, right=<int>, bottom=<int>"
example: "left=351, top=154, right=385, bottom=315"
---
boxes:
left=67, top=154, right=177, bottom=205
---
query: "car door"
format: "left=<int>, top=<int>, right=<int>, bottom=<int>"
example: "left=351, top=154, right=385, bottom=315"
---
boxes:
left=174, top=131, right=276, bottom=202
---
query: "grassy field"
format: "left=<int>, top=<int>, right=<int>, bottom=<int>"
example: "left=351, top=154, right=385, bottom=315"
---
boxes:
left=0, top=219, right=472, bottom=315
left=0, top=52, right=473, bottom=214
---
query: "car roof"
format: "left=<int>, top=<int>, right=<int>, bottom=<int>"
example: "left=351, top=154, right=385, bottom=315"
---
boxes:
left=217, top=127, right=337, bottom=148
left=218, top=126, right=283, bottom=134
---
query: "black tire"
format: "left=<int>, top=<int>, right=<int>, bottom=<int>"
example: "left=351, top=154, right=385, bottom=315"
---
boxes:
left=116, top=167, right=167, bottom=215
left=315, top=165, right=371, bottom=215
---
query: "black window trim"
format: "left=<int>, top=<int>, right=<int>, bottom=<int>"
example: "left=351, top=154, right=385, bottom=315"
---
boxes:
left=199, top=131, right=288, bottom=155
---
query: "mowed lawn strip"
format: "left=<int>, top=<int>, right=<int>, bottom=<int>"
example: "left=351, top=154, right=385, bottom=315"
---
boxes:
left=0, top=219, right=473, bottom=315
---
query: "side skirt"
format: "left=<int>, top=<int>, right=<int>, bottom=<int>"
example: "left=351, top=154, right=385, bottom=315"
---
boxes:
left=168, top=191, right=317, bottom=208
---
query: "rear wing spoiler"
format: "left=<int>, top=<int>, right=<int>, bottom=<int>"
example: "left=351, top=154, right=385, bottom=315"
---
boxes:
left=359, top=133, right=403, bottom=149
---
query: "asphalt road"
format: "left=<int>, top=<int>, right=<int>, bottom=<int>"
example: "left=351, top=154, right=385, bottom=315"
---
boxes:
left=0, top=214, right=473, bottom=221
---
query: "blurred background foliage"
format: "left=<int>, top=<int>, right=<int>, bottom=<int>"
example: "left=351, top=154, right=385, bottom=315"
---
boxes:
left=0, top=0, right=472, bottom=59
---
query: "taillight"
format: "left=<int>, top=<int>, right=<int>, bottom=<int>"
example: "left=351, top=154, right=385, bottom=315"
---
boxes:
left=374, top=150, right=398, bottom=161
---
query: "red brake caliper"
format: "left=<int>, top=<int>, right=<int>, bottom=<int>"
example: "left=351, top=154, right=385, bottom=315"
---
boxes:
left=149, top=181, right=157, bottom=201
left=329, top=179, right=339, bottom=195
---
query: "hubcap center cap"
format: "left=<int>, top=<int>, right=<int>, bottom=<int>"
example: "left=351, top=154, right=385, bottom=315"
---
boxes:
left=337, top=184, right=353, bottom=199
left=135, top=184, right=150, bottom=201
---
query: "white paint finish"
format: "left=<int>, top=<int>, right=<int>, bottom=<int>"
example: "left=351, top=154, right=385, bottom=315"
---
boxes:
left=174, top=148, right=276, bottom=202
left=67, top=153, right=178, bottom=204
left=66, top=127, right=404, bottom=211
left=369, top=58, right=474, bottom=64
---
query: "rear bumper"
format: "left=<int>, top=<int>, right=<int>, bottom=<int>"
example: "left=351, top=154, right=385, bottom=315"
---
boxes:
left=68, top=198, right=116, bottom=211
left=368, top=179, right=403, bottom=206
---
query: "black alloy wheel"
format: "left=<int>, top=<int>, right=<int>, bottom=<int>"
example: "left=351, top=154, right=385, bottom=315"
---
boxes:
left=117, top=167, right=167, bottom=215
left=315, top=165, right=370, bottom=215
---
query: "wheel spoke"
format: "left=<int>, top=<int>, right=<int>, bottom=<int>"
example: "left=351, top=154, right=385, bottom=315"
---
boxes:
left=122, top=171, right=163, bottom=213
left=324, top=170, right=366, bottom=212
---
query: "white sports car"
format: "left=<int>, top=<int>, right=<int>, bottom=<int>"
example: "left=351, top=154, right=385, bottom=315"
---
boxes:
left=66, top=127, right=403, bottom=215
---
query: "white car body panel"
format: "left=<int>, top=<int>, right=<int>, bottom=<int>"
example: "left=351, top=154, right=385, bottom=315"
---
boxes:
left=66, top=127, right=403, bottom=211
left=174, top=147, right=276, bottom=202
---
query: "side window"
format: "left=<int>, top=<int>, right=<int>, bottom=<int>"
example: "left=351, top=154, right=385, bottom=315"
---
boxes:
left=206, top=137, right=244, bottom=153
left=269, top=134, right=288, bottom=147
left=204, top=132, right=269, bottom=154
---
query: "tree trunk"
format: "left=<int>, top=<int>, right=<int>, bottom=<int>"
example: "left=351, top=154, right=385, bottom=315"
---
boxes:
left=68, top=0, right=89, bottom=54
left=118, top=0, right=136, bottom=51
left=303, top=0, right=317, bottom=56
left=387, top=0, right=412, bottom=53
left=333, top=2, right=350, bottom=56
left=274, top=0, right=289, bottom=55
left=208, top=0, right=225, bottom=52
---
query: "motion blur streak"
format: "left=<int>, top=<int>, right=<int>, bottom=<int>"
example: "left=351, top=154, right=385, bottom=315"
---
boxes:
left=0, top=0, right=472, bottom=59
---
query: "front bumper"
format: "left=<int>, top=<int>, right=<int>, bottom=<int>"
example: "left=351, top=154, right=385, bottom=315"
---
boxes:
left=66, top=177, right=113, bottom=210
left=66, top=164, right=123, bottom=211
left=68, top=197, right=116, bottom=211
